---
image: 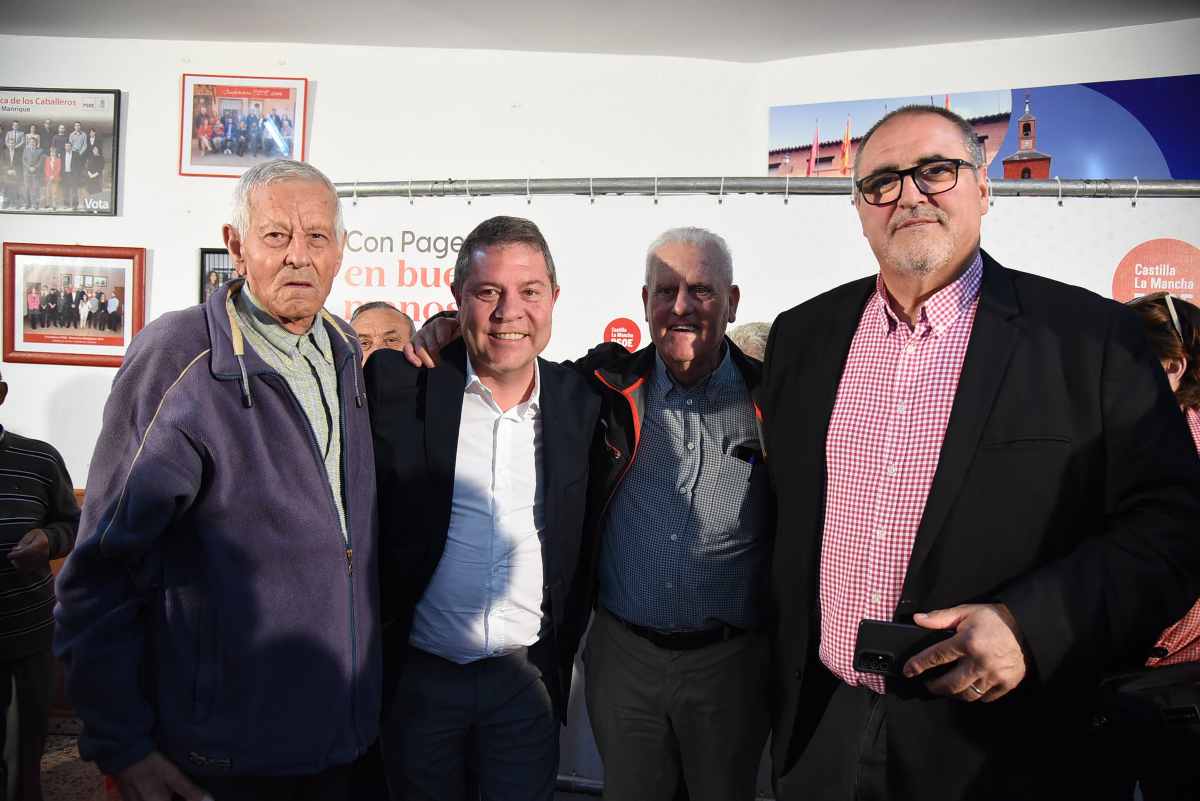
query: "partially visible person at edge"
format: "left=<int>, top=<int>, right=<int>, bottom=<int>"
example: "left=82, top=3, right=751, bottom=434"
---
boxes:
left=54, top=159, right=383, bottom=801
left=1, top=365, right=80, bottom=801
left=1105, top=291, right=1200, bottom=801
left=1130, top=292, right=1200, bottom=665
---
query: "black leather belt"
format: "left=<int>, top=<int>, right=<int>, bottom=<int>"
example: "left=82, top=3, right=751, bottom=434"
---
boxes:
left=613, top=613, right=748, bottom=651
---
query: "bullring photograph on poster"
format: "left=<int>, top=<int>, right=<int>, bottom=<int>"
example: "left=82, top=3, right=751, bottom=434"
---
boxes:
left=0, top=86, right=121, bottom=216
left=3, top=242, right=145, bottom=367
left=179, top=73, right=309, bottom=178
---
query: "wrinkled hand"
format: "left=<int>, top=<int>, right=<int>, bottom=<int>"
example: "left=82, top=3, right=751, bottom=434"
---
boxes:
left=8, top=528, right=49, bottom=573
left=903, top=603, right=1027, bottom=703
left=116, top=751, right=210, bottom=801
left=403, top=316, right=460, bottom=367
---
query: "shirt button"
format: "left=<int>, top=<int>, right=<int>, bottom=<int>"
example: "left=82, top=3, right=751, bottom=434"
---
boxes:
left=686, top=399, right=693, bottom=406
left=885, top=464, right=897, bottom=476
left=904, top=344, right=915, bottom=355
left=670, top=534, right=678, bottom=541
left=679, top=487, right=687, bottom=494
left=686, top=442, right=695, bottom=451
left=897, top=402, right=907, bottom=413
left=874, top=528, right=886, bottom=540
left=870, top=592, right=882, bottom=604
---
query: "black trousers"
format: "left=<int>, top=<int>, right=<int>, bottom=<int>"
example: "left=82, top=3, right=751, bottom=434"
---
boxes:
left=382, top=645, right=558, bottom=801
left=1, top=649, right=54, bottom=801
left=776, top=665, right=887, bottom=801
left=186, top=761, right=356, bottom=801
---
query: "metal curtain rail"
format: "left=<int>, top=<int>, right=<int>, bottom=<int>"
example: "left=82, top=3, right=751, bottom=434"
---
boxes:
left=334, top=177, right=1200, bottom=201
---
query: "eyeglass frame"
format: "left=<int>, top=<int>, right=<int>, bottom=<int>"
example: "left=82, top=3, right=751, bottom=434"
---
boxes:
left=854, top=158, right=979, bottom=206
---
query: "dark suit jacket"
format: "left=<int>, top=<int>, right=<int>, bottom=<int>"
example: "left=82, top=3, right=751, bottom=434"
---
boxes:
left=364, top=340, right=601, bottom=723
left=761, top=250, right=1200, bottom=799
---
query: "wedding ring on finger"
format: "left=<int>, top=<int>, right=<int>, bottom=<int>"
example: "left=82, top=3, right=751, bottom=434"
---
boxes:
left=968, top=683, right=984, bottom=696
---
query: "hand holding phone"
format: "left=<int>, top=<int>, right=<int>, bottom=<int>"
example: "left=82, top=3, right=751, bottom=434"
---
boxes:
left=853, top=619, right=955, bottom=678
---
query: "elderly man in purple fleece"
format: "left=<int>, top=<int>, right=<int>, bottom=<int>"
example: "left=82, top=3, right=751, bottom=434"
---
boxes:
left=54, top=159, right=382, bottom=801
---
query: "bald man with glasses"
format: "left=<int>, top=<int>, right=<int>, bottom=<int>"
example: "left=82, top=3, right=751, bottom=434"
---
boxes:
left=761, top=105, right=1200, bottom=801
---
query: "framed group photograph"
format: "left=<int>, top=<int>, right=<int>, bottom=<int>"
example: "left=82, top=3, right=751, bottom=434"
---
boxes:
left=0, top=87, right=121, bottom=216
left=179, top=73, right=309, bottom=178
left=3, top=242, right=145, bottom=367
left=200, top=247, right=235, bottom=302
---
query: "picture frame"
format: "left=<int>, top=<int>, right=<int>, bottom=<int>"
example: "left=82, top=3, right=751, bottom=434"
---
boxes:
left=199, top=247, right=235, bottom=303
left=179, top=73, right=309, bottom=178
left=0, top=87, right=122, bottom=216
left=3, top=242, right=146, bottom=367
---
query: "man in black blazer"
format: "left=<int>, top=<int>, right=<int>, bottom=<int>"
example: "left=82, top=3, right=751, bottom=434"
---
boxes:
left=761, top=106, right=1200, bottom=800
left=364, top=216, right=600, bottom=801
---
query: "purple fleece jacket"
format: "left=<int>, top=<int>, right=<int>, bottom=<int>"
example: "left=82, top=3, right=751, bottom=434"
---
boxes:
left=54, top=280, right=381, bottom=777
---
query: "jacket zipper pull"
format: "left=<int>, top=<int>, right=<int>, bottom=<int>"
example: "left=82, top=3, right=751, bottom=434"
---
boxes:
left=345, top=546, right=353, bottom=577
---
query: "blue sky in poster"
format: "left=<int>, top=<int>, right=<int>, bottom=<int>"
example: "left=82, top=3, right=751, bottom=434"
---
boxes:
left=768, top=90, right=1010, bottom=151
left=987, top=84, right=1170, bottom=180
left=769, top=75, right=1197, bottom=179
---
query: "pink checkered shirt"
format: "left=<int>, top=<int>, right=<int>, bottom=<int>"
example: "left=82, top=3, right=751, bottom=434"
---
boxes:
left=1147, top=406, right=1200, bottom=667
left=820, top=252, right=983, bottom=692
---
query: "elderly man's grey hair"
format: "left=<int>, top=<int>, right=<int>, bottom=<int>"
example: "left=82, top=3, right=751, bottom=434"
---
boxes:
left=230, top=159, right=345, bottom=241
left=728, top=322, right=771, bottom=361
left=645, top=227, right=734, bottom=287
left=851, top=105, right=986, bottom=197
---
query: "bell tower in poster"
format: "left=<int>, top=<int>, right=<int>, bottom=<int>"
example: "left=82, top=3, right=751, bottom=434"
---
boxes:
left=1002, top=94, right=1052, bottom=180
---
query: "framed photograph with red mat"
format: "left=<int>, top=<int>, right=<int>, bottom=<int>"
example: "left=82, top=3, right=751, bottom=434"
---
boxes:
left=3, top=241, right=146, bottom=367
left=179, top=73, right=309, bottom=178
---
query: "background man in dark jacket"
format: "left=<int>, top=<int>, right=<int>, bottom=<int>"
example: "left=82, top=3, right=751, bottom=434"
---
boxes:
left=55, top=159, right=381, bottom=801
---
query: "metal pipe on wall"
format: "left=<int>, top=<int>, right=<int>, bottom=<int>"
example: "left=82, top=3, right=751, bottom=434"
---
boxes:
left=334, top=177, right=1200, bottom=200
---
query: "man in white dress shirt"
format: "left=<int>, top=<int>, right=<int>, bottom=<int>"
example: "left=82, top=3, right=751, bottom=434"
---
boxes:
left=364, top=216, right=601, bottom=801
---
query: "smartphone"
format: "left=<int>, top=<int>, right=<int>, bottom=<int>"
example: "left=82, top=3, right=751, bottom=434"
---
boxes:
left=853, top=619, right=955, bottom=678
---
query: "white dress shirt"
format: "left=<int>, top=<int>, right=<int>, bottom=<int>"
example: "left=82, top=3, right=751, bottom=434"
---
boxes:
left=409, top=357, right=547, bottom=664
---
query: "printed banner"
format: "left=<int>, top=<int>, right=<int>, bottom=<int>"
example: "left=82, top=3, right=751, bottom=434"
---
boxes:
left=769, top=74, right=1200, bottom=180
left=328, top=193, right=1200, bottom=363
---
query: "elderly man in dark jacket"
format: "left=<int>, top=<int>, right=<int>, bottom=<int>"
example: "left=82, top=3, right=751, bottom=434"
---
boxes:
left=55, top=159, right=381, bottom=801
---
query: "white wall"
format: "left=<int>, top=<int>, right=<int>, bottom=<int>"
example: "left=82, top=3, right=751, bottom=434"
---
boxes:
left=756, top=18, right=1200, bottom=110
left=0, top=35, right=754, bottom=481
left=0, top=18, right=1197, bottom=484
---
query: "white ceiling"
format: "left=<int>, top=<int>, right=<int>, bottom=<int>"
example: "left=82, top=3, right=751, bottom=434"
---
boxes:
left=6, top=0, right=1198, bottom=63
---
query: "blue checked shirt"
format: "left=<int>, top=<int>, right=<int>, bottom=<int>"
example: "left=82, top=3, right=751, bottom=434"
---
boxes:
left=598, top=348, right=769, bottom=631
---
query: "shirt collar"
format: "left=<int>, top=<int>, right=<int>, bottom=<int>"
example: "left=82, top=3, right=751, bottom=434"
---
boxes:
left=874, top=250, right=983, bottom=336
left=464, top=355, right=542, bottom=418
left=236, top=284, right=332, bottom=363
left=653, top=342, right=735, bottom=402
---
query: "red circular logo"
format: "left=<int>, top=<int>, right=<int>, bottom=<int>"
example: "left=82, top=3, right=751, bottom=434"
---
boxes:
left=1112, top=238, right=1200, bottom=303
left=604, top=318, right=641, bottom=351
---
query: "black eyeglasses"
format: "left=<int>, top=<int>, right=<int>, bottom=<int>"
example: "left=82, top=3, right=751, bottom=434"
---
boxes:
left=855, top=158, right=976, bottom=206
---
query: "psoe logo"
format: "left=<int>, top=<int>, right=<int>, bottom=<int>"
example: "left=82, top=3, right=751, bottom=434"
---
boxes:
left=604, top=318, right=641, bottom=351
left=83, top=198, right=110, bottom=211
